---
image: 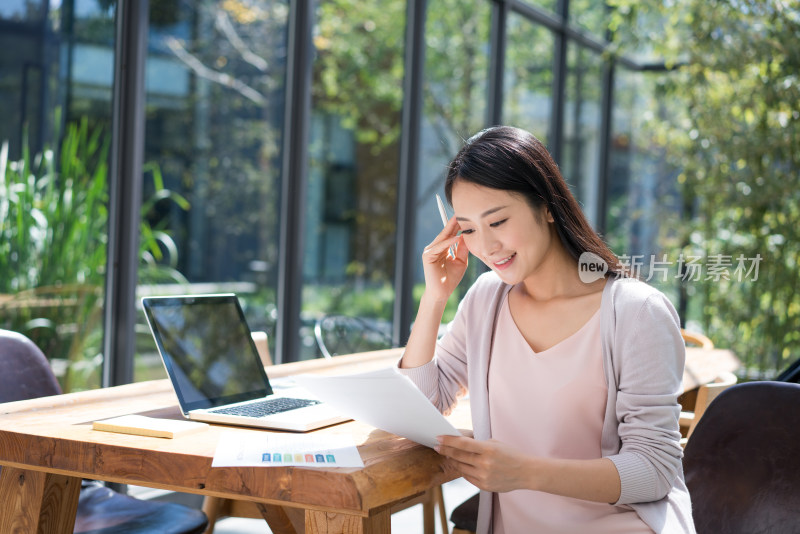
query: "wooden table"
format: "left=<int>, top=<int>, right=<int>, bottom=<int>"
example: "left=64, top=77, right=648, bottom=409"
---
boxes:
left=0, top=345, right=738, bottom=534
left=0, top=349, right=469, bottom=534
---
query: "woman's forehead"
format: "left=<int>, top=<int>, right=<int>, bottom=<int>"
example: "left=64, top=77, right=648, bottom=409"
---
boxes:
left=451, top=182, right=529, bottom=215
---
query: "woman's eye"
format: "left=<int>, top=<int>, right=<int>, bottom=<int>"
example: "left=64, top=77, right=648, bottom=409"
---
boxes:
left=490, top=219, right=508, bottom=228
left=460, top=228, right=475, bottom=235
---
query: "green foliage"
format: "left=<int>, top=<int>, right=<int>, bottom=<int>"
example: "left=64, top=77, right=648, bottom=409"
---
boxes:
left=424, top=0, right=492, bottom=145
left=0, top=118, right=189, bottom=390
left=139, top=162, right=192, bottom=284
left=610, top=0, right=800, bottom=374
left=314, top=0, right=406, bottom=149
left=0, top=118, right=109, bottom=292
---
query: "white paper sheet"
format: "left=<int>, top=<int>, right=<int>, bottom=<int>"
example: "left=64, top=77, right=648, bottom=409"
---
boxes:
left=211, top=431, right=364, bottom=468
left=294, top=367, right=461, bottom=448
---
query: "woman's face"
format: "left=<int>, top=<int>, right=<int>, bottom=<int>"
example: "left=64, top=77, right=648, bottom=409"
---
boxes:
left=451, top=180, right=555, bottom=285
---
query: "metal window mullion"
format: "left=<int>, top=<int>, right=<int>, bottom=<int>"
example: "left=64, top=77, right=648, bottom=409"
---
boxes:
left=393, top=0, right=427, bottom=348
left=596, top=58, right=614, bottom=235
left=103, top=0, right=149, bottom=387
left=487, top=0, right=508, bottom=126
left=276, top=0, right=313, bottom=363
left=549, top=0, right=569, bottom=163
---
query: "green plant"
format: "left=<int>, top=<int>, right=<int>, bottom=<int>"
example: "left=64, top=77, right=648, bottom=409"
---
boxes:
left=1, top=118, right=109, bottom=292
left=1, top=117, right=189, bottom=390
left=139, top=161, right=191, bottom=284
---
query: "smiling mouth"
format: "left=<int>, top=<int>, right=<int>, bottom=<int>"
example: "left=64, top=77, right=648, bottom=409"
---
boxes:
left=494, top=253, right=516, bottom=266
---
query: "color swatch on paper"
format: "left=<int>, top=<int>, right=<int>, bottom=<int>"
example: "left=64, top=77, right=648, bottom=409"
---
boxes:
left=212, top=432, right=363, bottom=468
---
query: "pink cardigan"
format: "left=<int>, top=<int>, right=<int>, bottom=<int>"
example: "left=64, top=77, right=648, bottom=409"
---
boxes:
left=399, top=273, right=696, bottom=533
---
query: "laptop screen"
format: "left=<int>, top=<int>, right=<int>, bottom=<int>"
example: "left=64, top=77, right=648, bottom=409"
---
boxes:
left=142, top=294, right=273, bottom=412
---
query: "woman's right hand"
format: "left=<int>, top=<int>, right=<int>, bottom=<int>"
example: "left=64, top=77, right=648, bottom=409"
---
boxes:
left=401, top=216, right=469, bottom=369
left=421, top=216, right=469, bottom=303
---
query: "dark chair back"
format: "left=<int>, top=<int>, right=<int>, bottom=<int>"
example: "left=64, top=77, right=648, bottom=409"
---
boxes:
left=683, top=381, right=800, bottom=534
left=0, top=328, right=62, bottom=402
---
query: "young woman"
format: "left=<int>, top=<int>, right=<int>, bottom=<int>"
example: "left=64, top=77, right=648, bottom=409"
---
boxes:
left=399, top=126, right=694, bottom=533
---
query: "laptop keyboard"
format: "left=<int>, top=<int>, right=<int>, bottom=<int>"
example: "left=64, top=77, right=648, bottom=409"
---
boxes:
left=210, top=397, right=321, bottom=418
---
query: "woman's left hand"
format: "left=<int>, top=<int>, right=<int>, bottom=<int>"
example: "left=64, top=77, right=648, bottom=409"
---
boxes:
left=435, top=435, right=534, bottom=493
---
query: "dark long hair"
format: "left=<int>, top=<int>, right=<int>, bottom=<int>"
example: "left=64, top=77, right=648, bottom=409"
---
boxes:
left=444, top=126, right=623, bottom=276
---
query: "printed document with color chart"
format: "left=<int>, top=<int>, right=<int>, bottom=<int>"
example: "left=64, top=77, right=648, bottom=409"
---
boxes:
left=211, top=431, right=364, bottom=468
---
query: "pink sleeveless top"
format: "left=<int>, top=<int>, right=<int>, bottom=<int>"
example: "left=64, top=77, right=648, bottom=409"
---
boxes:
left=488, top=294, right=652, bottom=533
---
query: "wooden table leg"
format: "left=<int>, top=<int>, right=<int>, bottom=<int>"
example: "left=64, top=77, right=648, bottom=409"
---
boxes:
left=0, top=466, right=81, bottom=534
left=256, top=502, right=302, bottom=534
left=305, top=508, right=390, bottom=534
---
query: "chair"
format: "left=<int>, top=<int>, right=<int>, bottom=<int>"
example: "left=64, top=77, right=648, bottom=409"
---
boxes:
left=679, top=371, right=738, bottom=445
left=250, top=330, right=272, bottom=367
left=681, top=328, right=714, bottom=349
left=450, top=492, right=479, bottom=534
left=679, top=328, right=724, bottom=445
left=0, top=329, right=208, bottom=534
left=314, top=314, right=395, bottom=359
left=683, top=381, right=800, bottom=533
left=202, top=330, right=448, bottom=534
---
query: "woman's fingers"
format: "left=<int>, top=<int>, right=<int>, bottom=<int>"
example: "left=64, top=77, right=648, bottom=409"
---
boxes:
left=432, top=216, right=460, bottom=244
left=436, top=438, right=532, bottom=493
left=435, top=435, right=484, bottom=465
left=423, top=217, right=463, bottom=260
left=423, top=234, right=461, bottom=260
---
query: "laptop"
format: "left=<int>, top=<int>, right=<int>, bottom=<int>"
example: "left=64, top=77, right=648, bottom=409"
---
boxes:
left=141, top=294, right=350, bottom=432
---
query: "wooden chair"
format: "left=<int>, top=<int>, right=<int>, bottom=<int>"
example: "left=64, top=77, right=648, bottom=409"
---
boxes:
left=683, top=381, right=800, bottom=533
left=0, top=329, right=208, bottom=534
left=678, top=327, right=715, bottom=435
left=678, top=328, right=737, bottom=445
left=250, top=330, right=272, bottom=367
left=681, top=328, right=714, bottom=349
left=201, top=332, right=448, bottom=534
left=679, top=371, right=738, bottom=445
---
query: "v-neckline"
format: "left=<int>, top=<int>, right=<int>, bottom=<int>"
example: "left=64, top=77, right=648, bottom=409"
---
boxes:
left=502, top=293, right=602, bottom=356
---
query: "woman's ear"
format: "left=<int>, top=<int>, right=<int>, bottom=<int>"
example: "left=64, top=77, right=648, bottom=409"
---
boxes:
left=544, top=207, right=555, bottom=223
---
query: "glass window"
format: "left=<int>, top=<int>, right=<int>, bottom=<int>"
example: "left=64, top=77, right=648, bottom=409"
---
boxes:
left=608, top=69, right=681, bottom=297
left=0, top=0, right=115, bottom=392
left=562, top=44, right=603, bottom=226
left=414, top=0, right=492, bottom=318
left=503, top=14, right=554, bottom=146
left=300, top=0, right=407, bottom=359
left=137, top=0, right=289, bottom=379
